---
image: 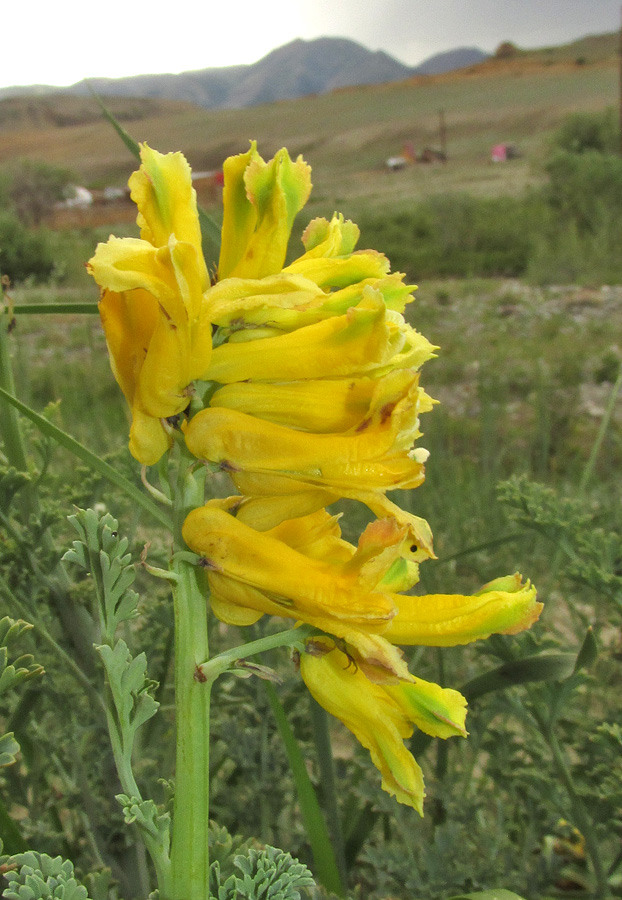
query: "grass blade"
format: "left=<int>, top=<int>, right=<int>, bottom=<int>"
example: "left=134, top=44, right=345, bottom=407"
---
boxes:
left=88, top=87, right=141, bottom=161
left=0, top=386, right=171, bottom=530
left=264, top=682, right=345, bottom=897
left=90, top=88, right=222, bottom=271
left=12, top=304, right=100, bottom=315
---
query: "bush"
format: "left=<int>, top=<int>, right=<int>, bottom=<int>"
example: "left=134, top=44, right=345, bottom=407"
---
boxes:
left=2, top=158, right=75, bottom=226
left=358, top=194, right=535, bottom=280
left=551, top=108, right=619, bottom=155
left=0, top=210, right=56, bottom=283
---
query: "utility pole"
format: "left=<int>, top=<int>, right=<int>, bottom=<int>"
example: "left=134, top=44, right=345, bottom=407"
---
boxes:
left=439, top=108, right=447, bottom=161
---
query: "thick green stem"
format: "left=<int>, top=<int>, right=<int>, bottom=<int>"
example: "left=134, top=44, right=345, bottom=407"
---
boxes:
left=169, top=559, right=211, bottom=900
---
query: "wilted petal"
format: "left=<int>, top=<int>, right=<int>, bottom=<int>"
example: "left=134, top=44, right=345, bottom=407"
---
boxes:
left=300, top=639, right=425, bottom=813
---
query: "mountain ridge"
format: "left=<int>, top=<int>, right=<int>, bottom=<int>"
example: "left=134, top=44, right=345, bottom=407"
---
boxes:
left=0, top=37, right=489, bottom=109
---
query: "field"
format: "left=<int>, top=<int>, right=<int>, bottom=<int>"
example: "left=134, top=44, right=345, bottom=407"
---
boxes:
left=1, top=33, right=622, bottom=900
left=0, top=37, right=618, bottom=215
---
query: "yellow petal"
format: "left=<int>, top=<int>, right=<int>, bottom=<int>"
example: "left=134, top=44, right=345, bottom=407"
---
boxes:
left=204, top=290, right=401, bottom=384
left=300, top=640, right=425, bottom=813
left=220, top=147, right=312, bottom=280
left=284, top=249, right=390, bottom=288
left=385, top=679, right=468, bottom=739
left=205, top=273, right=325, bottom=328
left=129, top=144, right=208, bottom=290
left=383, top=576, right=541, bottom=646
left=218, top=143, right=261, bottom=279
left=98, top=287, right=158, bottom=407
left=232, top=488, right=339, bottom=531
left=128, top=406, right=171, bottom=466
left=185, top=406, right=425, bottom=492
left=231, top=148, right=312, bottom=279
left=182, top=505, right=395, bottom=628
left=137, top=308, right=190, bottom=417
left=300, top=213, right=360, bottom=258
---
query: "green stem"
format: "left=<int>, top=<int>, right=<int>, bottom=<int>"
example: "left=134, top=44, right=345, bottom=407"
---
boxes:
left=0, top=308, right=33, bottom=513
left=265, top=681, right=345, bottom=897
left=169, top=559, right=211, bottom=900
left=197, top=624, right=316, bottom=681
left=309, top=698, right=348, bottom=885
left=11, top=303, right=100, bottom=315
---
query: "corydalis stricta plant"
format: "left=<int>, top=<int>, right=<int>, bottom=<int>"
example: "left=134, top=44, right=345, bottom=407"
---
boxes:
left=88, top=142, right=541, bottom=823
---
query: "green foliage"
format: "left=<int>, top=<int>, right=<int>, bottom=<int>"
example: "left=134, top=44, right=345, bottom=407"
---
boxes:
left=551, top=108, right=619, bottom=155
left=116, top=794, right=170, bottom=855
left=0, top=617, right=44, bottom=696
left=1, top=159, right=74, bottom=228
left=99, top=640, right=159, bottom=755
left=0, top=616, right=43, bottom=767
left=0, top=851, right=91, bottom=900
left=63, top=508, right=140, bottom=645
left=498, top=475, right=622, bottom=608
left=0, top=211, right=56, bottom=284
left=210, top=846, right=315, bottom=900
left=358, top=193, right=534, bottom=281
left=544, top=149, right=622, bottom=234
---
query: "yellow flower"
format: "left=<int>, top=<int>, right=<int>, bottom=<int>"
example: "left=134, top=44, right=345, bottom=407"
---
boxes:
left=299, top=638, right=468, bottom=814
left=182, top=503, right=405, bottom=632
left=93, top=142, right=542, bottom=815
left=88, top=145, right=212, bottom=464
left=218, top=143, right=312, bottom=280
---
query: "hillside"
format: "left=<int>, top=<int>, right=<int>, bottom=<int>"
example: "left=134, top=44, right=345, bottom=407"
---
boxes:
left=0, top=30, right=617, bottom=218
left=0, top=38, right=415, bottom=110
left=0, top=38, right=493, bottom=110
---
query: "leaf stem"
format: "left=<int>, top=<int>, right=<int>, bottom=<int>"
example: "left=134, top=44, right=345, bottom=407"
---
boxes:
left=197, top=624, right=316, bottom=682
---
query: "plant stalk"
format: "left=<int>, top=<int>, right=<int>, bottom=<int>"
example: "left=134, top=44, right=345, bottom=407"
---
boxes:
left=169, top=558, right=212, bottom=900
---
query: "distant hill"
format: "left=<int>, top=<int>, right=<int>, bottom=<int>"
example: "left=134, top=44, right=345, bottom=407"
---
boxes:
left=412, top=47, right=488, bottom=75
left=0, top=37, right=488, bottom=110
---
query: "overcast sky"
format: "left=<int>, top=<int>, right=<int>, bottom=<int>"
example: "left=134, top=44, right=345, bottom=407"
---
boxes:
left=3, top=0, right=621, bottom=90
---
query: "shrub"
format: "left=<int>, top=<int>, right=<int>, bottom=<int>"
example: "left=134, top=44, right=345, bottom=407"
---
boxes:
left=358, top=194, right=535, bottom=280
left=551, top=108, right=619, bottom=155
left=0, top=210, right=55, bottom=283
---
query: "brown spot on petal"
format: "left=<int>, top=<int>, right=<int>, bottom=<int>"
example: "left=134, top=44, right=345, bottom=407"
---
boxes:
left=379, top=401, right=397, bottom=424
left=355, top=417, right=371, bottom=433
left=304, top=638, right=335, bottom=657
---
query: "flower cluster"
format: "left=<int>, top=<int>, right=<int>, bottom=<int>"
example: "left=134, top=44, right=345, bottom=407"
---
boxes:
left=89, top=143, right=541, bottom=814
